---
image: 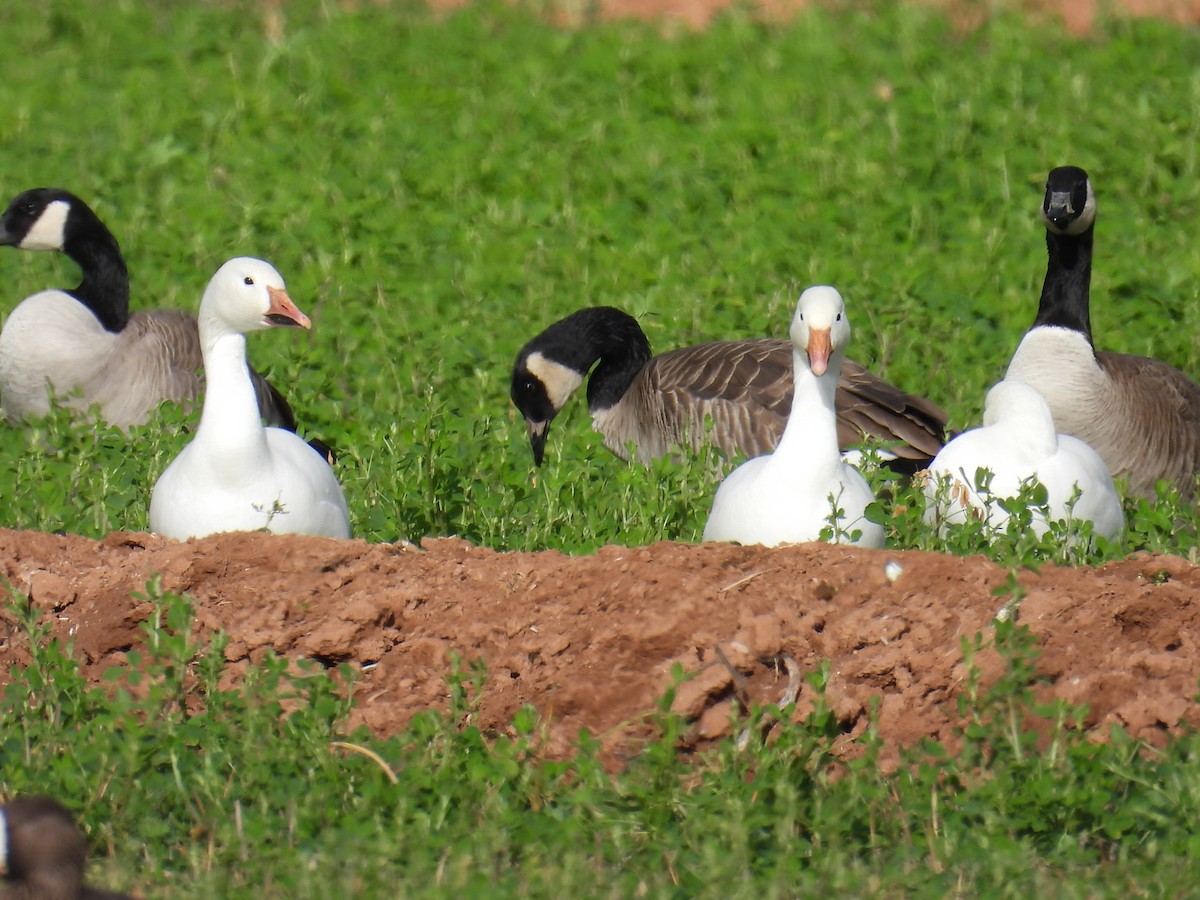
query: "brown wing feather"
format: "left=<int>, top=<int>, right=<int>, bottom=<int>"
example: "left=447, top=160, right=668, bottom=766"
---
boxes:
left=88, top=309, right=204, bottom=426
left=1098, top=350, right=1200, bottom=497
left=612, top=338, right=947, bottom=462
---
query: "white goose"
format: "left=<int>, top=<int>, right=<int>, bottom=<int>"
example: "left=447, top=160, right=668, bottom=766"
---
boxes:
left=702, top=286, right=884, bottom=548
left=149, top=258, right=350, bottom=540
left=923, top=379, right=1124, bottom=541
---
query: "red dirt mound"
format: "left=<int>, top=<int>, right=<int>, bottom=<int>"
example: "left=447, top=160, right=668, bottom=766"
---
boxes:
left=2, top=528, right=1198, bottom=767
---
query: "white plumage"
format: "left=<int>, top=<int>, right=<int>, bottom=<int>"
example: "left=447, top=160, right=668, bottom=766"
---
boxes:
left=703, top=286, right=884, bottom=549
left=923, top=379, right=1124, bottom=541
left=149, top=258, right=350, bottom=540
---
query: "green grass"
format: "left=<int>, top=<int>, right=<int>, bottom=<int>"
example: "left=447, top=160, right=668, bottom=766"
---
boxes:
left=3, top=0, right=1200, bottom=895
left=0, top=0, right=1199, bottom=553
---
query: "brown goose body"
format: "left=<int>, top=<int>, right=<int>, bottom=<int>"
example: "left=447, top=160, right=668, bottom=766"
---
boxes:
left=511, top=306, right=948, bottom=470
left=1005, top=166, right=1200, bottom=499
left=0, top=795, right=132, bottom=900
left=0, top=188, right=296, bottom=431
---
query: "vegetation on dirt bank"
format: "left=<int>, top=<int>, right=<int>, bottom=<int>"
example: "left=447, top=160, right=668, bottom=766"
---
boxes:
left=3, top=0, right=1200, bottom=895
left=7, top=584, right=1200, bottom=897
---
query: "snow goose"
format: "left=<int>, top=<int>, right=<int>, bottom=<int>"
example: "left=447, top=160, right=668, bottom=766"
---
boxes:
left=0, top=794, right=133, bottom=899
left=510, top=305, right=947, bottom=474
left=923, top=379, right=1124, bottom=541
left=0, top=187, right=296, bottom=429
left=149, top=258, right=350, bottom=540
left=702, top=286, right=885, bottom=548
left=1005, top=166, right=1200, bottom=498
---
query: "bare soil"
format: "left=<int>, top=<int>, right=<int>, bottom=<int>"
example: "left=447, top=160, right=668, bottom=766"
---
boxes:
left=2, top=528, right=1198, bottom=768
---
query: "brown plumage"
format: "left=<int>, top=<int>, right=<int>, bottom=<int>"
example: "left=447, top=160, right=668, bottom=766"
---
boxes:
left=511, top=306, right=948, bottom=471
left=0, top=796, right=132, bottom=900
left=1005, top=165, right=1200, bottom=498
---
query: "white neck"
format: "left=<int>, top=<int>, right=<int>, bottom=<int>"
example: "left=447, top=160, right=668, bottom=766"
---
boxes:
left=773, top=346, right=841, bottom=467
left=195, top=318, right=272, bottom=470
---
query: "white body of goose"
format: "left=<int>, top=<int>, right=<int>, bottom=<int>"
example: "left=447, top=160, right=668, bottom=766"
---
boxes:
left=149, top=258, right=350, bottom=540
left=1004, top=166, right=1200, bottom=499
left=702, top=286, right=885, bottom=548
left=0, top=188, right=296, bottom=430
left=510, top=305, right=947, bottom=475
left=923, top=379, right=1124, bottom=541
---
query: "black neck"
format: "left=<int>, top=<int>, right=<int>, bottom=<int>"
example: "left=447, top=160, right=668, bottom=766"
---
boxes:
left=1033, top=224, right=1093, bottom=345
left=62, top=205, right=130, bottom=333
left=538, top=307, right=652, bottom=411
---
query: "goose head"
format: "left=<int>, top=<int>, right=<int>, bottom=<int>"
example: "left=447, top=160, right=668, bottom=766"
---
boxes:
left=200, top=257, right=311, bottom=337
left=982, top=380, right=1052, bottom=428
left=510, top=307, right=647, bottom=466
left=1, top=795, right=89, bottom=892
left=1042, top=166, right=1095, bottom=236
left=0, top=187, right=80, bottom=251
left=510, top=351, right=576, bottom=466
left=791, top=285, right=850, bottom=376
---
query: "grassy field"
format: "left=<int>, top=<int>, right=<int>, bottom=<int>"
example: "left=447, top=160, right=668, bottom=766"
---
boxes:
left=3, top=0, right=1200, bottom=895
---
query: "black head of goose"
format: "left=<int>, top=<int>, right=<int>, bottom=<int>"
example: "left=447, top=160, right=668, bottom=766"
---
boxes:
left=0, top=795, right=132, bottom=899
left=510, top=305, right=948, bottom=472
left=0, top=187, right=297, bottom=431
left=1005, top=166, right=1200, bottom=498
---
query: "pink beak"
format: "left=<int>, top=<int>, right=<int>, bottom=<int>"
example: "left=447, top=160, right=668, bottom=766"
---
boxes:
left=807, top=328, right=832, bottom=375
left=265, top=285, right=312, bottom=330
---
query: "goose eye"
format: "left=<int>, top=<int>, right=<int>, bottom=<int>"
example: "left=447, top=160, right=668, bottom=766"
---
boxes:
left=243, top=276, right=254, bottom=285
left=837, top=313, right=843, bottom=321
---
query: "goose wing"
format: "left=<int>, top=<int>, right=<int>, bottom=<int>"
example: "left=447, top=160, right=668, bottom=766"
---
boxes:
left=87, top=308, right=204, bottom=427
left=837, top=358, right=949, bottom=462
left=1099, top=350, right=1200, bottom=496
left=636, top=338, right=792, bottom=461
left=629, top=338, right=946, bottom=463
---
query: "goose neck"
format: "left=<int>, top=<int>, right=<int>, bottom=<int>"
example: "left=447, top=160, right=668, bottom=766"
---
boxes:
left=197, top=330, right=272, bottom=460
left=1033, top=227, right=1093, bottom=344
left=567, top=308, right=651, bottom=412
left=774, top=347, right=841, bottom=458
left=64, top=216, right=130, bottom=333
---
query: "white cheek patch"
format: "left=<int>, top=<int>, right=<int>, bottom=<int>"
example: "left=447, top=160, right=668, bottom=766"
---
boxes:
left=524, top=352, right=583, bottom=412
left=0, top=807, right=8, bottom=874
left=20, top=199, right=70, bottom=251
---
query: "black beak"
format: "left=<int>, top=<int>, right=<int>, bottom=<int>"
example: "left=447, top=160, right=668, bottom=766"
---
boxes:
left=526, top=419, right=549, bottom=467
left=1043, top=191, right=1075, bottom=231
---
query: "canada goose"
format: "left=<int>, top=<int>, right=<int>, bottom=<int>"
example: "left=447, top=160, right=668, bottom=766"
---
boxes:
left=0, top=795, right=132, bottom=899
left=149, top=258, right=350, bottom=540
left=0, top=187, right=296, bottom=430
left=510, top=305, right=947, bottom=472
left=1005, top=166, right=1200, bottom=498
left=702, top=286, right=885, bottom=548
left=923, top=379, right=1124, bottom=541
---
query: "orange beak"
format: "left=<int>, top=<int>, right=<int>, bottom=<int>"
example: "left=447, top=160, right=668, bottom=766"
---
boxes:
left=807, top=328, right=832, bottom=375
left=265, top=285, right=312, bottom=330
